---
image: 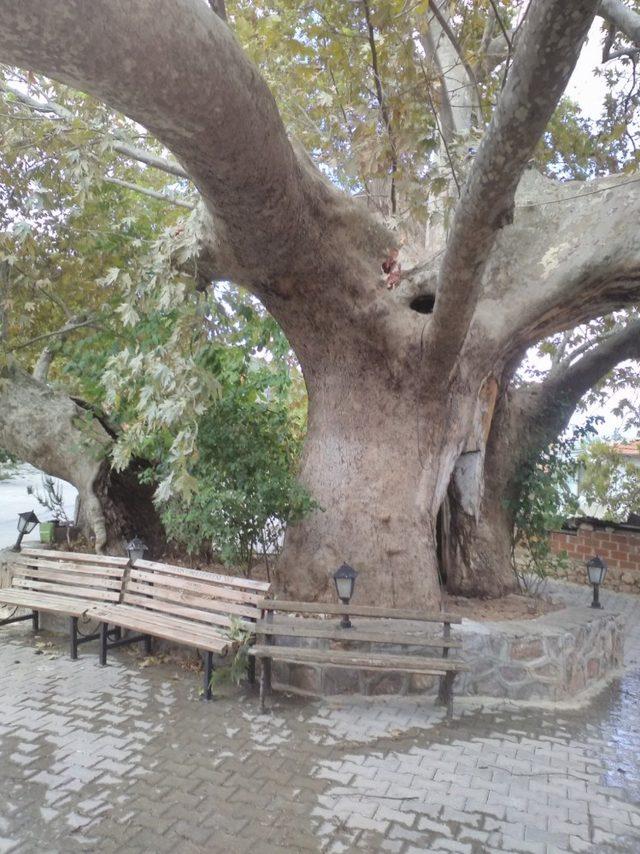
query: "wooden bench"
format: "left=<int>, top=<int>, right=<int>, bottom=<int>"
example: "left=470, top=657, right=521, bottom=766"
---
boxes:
left=0, top=548, right=130, bottom=658
left=90, top=558, right=271, bottom=699
left=250, top=601, right=467, bottom=719
left=0, top=548, right=271, bottom=699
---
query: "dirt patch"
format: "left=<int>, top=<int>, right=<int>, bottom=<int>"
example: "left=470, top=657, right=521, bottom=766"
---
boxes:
left=443, top=592, right=563, bottom=622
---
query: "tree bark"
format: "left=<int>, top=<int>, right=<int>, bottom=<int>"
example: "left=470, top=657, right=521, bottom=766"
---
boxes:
left=446, top=319, right=640, bottom=595
left=0, top=360, right=165, bottom=555
left=278, top=378, right=443, bottom=607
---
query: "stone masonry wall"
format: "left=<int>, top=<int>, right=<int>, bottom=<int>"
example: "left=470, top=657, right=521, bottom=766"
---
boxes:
left=550, top=524, right=640, bottom=595
left=270, top=607, right=624, bottom=703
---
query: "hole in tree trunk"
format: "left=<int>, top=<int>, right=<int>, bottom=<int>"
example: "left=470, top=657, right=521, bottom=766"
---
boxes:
left=409, top=294, right=436, bottom=314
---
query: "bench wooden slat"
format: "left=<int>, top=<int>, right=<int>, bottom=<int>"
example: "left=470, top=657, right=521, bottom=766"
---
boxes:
left=91, top=604, right=230, bottom=654
left=128, top=572, right=260, bottom=615
left=255, top=620, right=461, bottom=648
left=258, top=600, right=461, bottom=624
left=123, top=592, right=255, bottom=632
left=12, top=567, right=121, bottom=590
left=127, top=580, right=259, bottom=620
left=134, top=558, right=271, bottom=592
left=249, top=644, right=467, bottom=672
left=12, top=577, right=120, bottom=602
left=10, top=556, right=125, bottom=578
left=129, top=568, right=262, bottom=605
left=0, top=589, right=96, bottom=617
left=20, top=548, right=129, bottom=567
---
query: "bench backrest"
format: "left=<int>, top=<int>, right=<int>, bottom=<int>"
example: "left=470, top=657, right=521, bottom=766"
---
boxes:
left=9, top=548, right=129, bottom=604
left=258, top=599, right=461, bottom=623
left=256, top=599, right=461, bottom=650
left=123, top=559, right=271, bottom=633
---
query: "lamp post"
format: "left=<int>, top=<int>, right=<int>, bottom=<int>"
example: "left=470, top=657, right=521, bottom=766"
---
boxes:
left=12, top=511, right=39, bottom=551
left=126, top=536, right=148, bottom=564
left=586, top=555, right=607, bottom=609
left=333, top=563, right=358, bottom=628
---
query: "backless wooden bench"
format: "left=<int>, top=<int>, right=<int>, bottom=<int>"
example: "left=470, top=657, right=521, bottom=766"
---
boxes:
left=250, top=600, right=467, bottom=718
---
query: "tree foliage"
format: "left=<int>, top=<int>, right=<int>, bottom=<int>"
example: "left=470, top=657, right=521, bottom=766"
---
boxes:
left=512, top=419, right=601, bottom=583
left=578, top=438, right=640, bottom=520
left=161, top=350, right=313, bottom=574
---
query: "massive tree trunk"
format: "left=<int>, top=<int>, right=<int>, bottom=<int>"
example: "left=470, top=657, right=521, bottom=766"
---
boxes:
left=446, top=319, right=640, bottom=595
left=280, top=374, right=445, bottom=606
left=0, top=360, right=165, bottom=555
left=2, top=0, right=640, bottom=606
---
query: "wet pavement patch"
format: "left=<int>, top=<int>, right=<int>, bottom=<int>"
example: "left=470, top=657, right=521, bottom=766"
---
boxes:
left=0, top=584, right=639, bottom=853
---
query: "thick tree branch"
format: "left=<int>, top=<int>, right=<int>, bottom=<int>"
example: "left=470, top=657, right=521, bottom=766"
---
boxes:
left=473, top=170, right=640, bottom=353
left=0, top=0, right=378, bottom=295
left=361, top=0, right=398, bottom=215
left=430, top=0, right=599, bottom=370
left=427, top=1, right=483, bottom=117
left=599, top=0, right=640, bottom=46
left=544, top=318, right=640, bottom=403
left=32, top=346, right=54, bottom=383
left=419, top=2, right=481, bottom=144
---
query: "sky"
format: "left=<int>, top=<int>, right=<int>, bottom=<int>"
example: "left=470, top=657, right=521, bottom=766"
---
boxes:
left=568, top=20, right=609, bottom=121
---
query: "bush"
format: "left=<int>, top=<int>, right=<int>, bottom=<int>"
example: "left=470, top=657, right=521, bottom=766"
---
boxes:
left=161, top=360, right=315, bottom=576
left=511, top=419, right=599, bottom=590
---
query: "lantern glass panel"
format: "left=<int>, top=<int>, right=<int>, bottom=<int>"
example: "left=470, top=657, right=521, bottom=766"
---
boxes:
left=126, top=537, right=147, bottom=563
left=333, top=563, right=357, bottom=602
left=17, top=511, right=39, bottom=534
left=335, top=576, right=353, bottom=601
left=587, top=557, right=607, bottom=585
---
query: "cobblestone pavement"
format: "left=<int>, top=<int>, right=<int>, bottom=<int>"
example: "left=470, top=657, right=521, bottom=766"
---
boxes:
left=1, top=583, right=639, bottom=853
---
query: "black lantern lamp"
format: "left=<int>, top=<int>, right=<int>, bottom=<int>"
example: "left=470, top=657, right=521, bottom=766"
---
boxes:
left=586, top=555, right=607, bottom=609
left=333, top=563, right=358, bottom=629
left=126, top=536, right=148, bottom=564
left=13, top=511, right=39, bottom=551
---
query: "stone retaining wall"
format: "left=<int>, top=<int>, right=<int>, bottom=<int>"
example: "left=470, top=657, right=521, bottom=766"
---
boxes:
left=270, top=607, right=624, bottom=702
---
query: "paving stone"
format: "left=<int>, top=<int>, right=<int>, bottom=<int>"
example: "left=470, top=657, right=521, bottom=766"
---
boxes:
left=0, top=587, right=640, bottom=853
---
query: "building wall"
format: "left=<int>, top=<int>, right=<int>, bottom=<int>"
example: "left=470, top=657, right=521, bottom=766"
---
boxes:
left=549, top=524, right=640, bottom=594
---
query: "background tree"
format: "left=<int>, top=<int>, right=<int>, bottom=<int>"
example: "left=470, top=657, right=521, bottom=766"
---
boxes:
left=578, top=437, right=640, bottom=519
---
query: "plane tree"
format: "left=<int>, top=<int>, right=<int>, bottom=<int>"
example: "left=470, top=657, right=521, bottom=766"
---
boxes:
left=1, top=1, right=640, bottom=604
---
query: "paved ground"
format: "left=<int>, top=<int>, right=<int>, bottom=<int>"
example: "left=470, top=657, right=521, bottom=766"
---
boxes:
left=0, top=583, right=639, bottom=853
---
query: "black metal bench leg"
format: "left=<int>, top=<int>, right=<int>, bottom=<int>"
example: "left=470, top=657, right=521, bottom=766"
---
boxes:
left=99, top=622, right=108, bottom=666
left=144, top=634, right=153, bottom=655
left=438, top=672, right=455, bottom=722
left=70, top=616, right=79, bottom=660
left=259, top=657, right=271, bottom=713
left=247, top=654, right=256, bottom=686
left=32, top=610, right=39, bottom=632
left=203, top=651, right=214, bottom=701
